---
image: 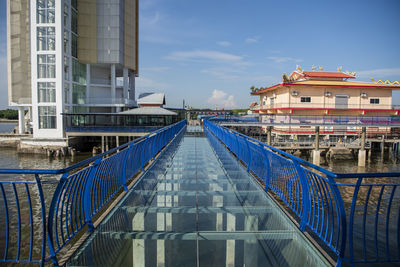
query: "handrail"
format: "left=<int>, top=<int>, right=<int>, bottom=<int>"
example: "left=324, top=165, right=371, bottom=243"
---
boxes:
left=0, top=120, right=186, bottom=266
left=204, top=119, right=400, bottom=266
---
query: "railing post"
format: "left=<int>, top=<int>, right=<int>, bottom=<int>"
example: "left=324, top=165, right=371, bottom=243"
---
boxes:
left=121, top=142, right=135, bottom=191
left=84, top=157, right=102, bottom=231
left=291, top=159, right=310, bottom=231
left=245, top=137, right=252, bottom=172
left=259, top=143, right=271, bottom=190
left=34, top=174, right=49, bottom=267
left=141, top=136, right=150, bottom=171
left=47, top=172, right=69, bottom=266
left=326, top=174, right=347, bottom=267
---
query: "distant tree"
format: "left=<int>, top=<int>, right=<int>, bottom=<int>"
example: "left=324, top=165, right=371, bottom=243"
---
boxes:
left=0, top=109, right=18, bottom=120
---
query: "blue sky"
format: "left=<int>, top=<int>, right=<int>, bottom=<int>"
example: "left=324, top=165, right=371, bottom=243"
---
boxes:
left=1, top=0, right=400, bottom=109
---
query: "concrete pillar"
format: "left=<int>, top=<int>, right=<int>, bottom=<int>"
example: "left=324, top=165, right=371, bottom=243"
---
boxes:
left=313, top=126, right=320, bottom=165
left=267, top=126, right=272, bottom=146
left=226, top=213, right=236, bottom=267
left=123, top=68, right=129, bottom=99
left=132, top=213, right=145, bottom=267
left=101, top=136, right=105, bottom=153
left=111, top=64, right=116, bottom=103
left=128, top=70, right=135, bottom=101
left=116, top=136, right=119, bottom=152
left=358, top=127, right=366, bottom=167
left=105, top=136, right=109, bottom=151
left=86, top=64, right=91, bottom=104
left=18, top=106, right=25, bottom=134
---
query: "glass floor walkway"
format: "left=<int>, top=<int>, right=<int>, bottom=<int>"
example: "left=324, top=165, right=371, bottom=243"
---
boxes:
left=67, top=127, right=331, bottom=266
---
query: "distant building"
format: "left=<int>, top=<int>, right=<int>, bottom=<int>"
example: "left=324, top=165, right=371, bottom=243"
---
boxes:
left=251, top=69, right=400, bottom=135
left=7, top=0, right=138, bottom=141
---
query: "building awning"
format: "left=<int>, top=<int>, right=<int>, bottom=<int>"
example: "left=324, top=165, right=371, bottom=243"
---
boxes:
left=118, top=107, right=177, bottom=116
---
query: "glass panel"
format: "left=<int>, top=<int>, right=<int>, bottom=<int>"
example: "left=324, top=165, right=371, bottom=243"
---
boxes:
left=71, top=34, right=77, bottom=58
left=38, top=106, right=57, bottom=129
left=71, top=10, right=78, bottom=34
left=38, top=82, right=56, bottom=102
left=72, top=59, right=86, bottom=84
left=37, top=27, right=55, bottom=51
left=37, top=0, right=55, bottom=24
left=37, top=54, right=56, bottom=78
left=72, top=84, right=86, bottom=104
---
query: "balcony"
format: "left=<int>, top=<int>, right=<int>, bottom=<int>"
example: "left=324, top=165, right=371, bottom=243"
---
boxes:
left=258, top=103, right=400, bottom=110
left=73, top=98, right=137, bottom=108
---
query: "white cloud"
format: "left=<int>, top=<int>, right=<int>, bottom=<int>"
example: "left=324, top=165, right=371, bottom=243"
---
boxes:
left=268, top=56, right=303, bottom=63
left=135, top=76, right=169, bottom=92
left=141, top=66, right=170, bottom=72
left=245, top=36, right=260, bottom=44
left=217, top=41, right=232, bottom=47
left=356, top=68, right=400, bottom=79
left=207, top=89, right=237, bottom=109
left=165, top=50, right=243, bottom=62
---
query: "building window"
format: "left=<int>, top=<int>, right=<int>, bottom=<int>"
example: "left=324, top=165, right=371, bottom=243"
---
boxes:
left=71, top=34, right=78, bottom=58
left=370, top=98, right=380, bottom=104
left=64, top=30, right=69, bottom=53
left=37, top=27, right=55, bottom=51
left=38, top=54, right=56, bottom=78
left=37, top=0, right=55, bottom=24
left=38, top=82, right=56, bottom=102
left=39, top=106, right=57, bottom=129
left=301, top=97, right=311, bottom=103
left=64, top=56, right=69, bottom=80
left=72, top=84, right=86, bottom=104
left=64, top=4, right=69, bottom=28
left=71, top=9, right=78, bottom=34
left=72, top=59, right=86, bottom=84
left=64, top=83, right=70, bottom=104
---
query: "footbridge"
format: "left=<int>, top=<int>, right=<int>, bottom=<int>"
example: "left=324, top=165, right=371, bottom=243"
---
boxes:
left=1, top=119, right=400, bottom=266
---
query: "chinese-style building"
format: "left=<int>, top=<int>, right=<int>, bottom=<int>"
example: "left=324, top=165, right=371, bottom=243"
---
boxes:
left=251, top=69, right=400, bottom=135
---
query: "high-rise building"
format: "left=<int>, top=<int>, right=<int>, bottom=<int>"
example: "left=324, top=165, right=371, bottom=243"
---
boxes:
left=7, top=0, right=138, bottom=140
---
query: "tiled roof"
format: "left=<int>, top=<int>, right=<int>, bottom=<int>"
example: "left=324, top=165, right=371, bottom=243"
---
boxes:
left=302, top=71, right=355, bottom=79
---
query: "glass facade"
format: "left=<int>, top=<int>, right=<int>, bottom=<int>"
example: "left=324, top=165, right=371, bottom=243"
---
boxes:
left=38, top=82, right=56, bottom=102
left=71, top=34, right=77, bottom=58
left=39, top=106, right=57, bottom=129
left=37, top=54, right=56, bottom=78
left=72, top=84, right=86, bottom=104
left=37, top=27, right=55, bottom=51
left=72, top=59, right=86, bottom=84
left=64, top=56, right=69, bottom=80
left=37, top=0, right=55, bottom=24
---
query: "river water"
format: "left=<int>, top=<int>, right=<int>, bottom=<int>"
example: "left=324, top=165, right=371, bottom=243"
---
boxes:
left=0, top=122, right=17, bottom=133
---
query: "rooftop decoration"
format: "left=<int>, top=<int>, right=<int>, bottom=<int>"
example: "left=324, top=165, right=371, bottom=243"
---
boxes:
left=371, top=78, right=400, bottom=86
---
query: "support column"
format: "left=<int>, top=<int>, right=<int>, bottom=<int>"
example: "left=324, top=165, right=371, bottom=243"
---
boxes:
left=105, top=136, right=109, bottom=151
left=128, top=70, right=135, bottom=101
left=313, top=126, right=320, bottom=165
left=267, top=126, right=272, bottom=146
left=18, top=106, right=25, bottom=134
left=111, top=64, right=116, bottom=103
left=116, top=136, right=119, bottom=152
left=86, top=64, right=91, bottom=104
left=123, top=68, right=129, bottom=100
left=358, top=127, right=366, bottom=167
left=101, top=136, right=105, bottom=153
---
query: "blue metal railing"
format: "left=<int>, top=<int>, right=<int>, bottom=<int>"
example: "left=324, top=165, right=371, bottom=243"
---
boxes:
left=0, top=120, right=186, bottom=266
left=204, top=119, right=400, bottom=267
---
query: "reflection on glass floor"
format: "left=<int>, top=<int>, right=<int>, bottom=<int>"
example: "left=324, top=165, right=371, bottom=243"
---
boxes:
left=67, top=128, right=330, bottom=267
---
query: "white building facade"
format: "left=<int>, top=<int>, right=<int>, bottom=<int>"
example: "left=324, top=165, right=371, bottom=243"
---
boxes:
left=7, top=0, right=138, bottom=140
